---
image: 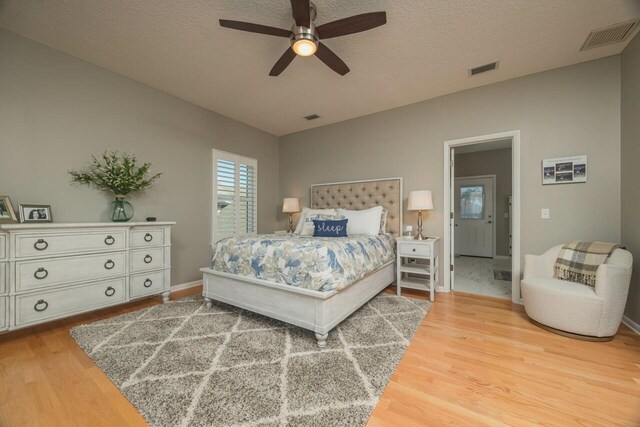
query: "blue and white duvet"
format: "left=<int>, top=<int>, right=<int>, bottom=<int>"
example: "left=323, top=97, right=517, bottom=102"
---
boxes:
left=211, top=234, right=395, bottom=292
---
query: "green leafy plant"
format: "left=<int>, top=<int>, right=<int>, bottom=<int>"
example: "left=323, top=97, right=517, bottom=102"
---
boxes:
left=69, top=151, right=162, bottom=196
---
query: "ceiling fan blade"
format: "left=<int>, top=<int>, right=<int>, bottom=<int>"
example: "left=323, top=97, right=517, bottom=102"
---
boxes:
left=316, top=12, right=387, bottom=39
left=290, top=0, right=311, bottom=27
left=219, top=19, right=291, bottom=37
left=269, top=47, right=297, bottom=76
left=315, top=43, right=350, bottom=76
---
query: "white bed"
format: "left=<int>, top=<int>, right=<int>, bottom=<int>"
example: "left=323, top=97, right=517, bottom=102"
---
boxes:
left=200, top=177, right=403, bottom=347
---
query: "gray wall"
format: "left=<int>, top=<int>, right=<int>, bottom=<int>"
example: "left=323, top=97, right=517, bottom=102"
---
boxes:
left=621, top=33, right=640, bottom=325
left=455, top=148, right=512, bottom=257
left=280, top=57, right=622, bottom=270
left=0, top=29, right=280, bottom=286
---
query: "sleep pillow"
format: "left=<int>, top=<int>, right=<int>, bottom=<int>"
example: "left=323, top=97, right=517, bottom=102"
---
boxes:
left=337, top=206, right=384, bottom=236
left=294, top=207, right=338, bottom=234
left=300, top=214, right=345, bottom=236
left=313, top=219, right=348, bottom=237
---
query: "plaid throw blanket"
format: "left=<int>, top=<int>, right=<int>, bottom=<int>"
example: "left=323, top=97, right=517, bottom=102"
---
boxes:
left=554, top=241, right=620, bottom=287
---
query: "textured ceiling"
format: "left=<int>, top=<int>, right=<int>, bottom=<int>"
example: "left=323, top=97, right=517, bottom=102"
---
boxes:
left=1, top=0, right=639, bottom=136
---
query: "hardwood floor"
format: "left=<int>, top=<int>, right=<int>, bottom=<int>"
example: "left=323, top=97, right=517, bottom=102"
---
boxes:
left=371, top=289, right=640, bottom=426
left=1, top=286, right=639, bottom=426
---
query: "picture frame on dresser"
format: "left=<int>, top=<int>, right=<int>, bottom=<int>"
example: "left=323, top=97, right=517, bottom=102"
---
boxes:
left=18, top=204, right=53, bottom=223
left=0, top=196, right=18, bottom=224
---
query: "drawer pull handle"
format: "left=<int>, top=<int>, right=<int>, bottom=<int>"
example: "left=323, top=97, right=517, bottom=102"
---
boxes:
left=144, top=233, right=153, bottom=242
left=144, top=278, right=153, bottom=288
left=34, top=299, right=49, bottom=312
left=34, top=239, right=48, bottom=251
left=144, top=255, right=153, bottom=264
left=104, top=235, right=115, bottom=245
left=104, top=259, right=115, bottom=270
left=34, top=267, right=49, bottom=280
left=105, top=286, right=116, bottom=297
left=412, top=248, right=416, bottom=252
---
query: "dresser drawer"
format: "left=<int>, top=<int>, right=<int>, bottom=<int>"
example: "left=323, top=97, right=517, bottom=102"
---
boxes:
left=16, top=252, right=126, bottom=292
left=0, top=297, right=7, bottom=331
left=14, top=278, right=126, bottom=327
left=130, top=270, right=164, bottom=299
left=399, top=242, right=431, bottom=257
left=0, top=262, right=6, bottom=294
left=131, top=229, right=164, bottom=248
left=15, top=230, right=127, bottom=258
left=0, top=234, right=6, bottom=259
left=131, top=248, right=165, bottom=272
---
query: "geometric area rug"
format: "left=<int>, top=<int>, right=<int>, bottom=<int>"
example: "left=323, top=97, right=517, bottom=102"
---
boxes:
left=70, top=292, right=430, bottom=427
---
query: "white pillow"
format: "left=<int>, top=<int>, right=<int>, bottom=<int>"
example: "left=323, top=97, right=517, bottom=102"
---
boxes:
left=294, top=207, right=338, bottom=234
left=336, top=206, right=384, bottom=236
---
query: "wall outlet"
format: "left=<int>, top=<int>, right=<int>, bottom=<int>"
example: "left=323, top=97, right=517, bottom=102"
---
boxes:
left=541, top=208, right=550, bottom=219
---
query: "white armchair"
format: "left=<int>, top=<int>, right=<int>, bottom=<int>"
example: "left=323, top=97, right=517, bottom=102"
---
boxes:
left=521, top=245, right=633, bottom=340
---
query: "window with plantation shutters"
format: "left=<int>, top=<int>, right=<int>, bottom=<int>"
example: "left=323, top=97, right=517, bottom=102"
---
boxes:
left=212, top=150, right=257, bottom=243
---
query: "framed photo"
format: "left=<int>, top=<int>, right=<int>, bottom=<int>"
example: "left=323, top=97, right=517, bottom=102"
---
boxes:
left=542, top=155, right=587, bottom=185
left=19, top=204, right=53, bottom=223
left=0, top=196, right=18, bottom=224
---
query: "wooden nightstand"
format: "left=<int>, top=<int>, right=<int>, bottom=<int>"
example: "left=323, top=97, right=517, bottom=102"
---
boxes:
left=273, top=230, right=289, bottom=235
left=396, top=237, right=439, bottom=301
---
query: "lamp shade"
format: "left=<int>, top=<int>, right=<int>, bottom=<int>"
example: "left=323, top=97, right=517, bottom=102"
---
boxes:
left=408, top=190, right=433, bottom=211
left=282, top=198, right=300, bottom=213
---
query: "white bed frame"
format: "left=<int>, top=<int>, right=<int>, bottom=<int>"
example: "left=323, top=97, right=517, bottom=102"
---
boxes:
left=200, top=177, right=403, bottom=347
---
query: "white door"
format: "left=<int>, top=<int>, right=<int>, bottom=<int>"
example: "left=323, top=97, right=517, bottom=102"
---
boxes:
left=454, top=176, right=494, bottom=257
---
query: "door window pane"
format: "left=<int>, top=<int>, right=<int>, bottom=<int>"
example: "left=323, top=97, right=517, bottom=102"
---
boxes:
left=460, top=185, right=484, bottom=219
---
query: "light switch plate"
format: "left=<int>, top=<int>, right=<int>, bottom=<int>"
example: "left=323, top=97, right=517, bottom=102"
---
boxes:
left=541, top=208, right=550, bottom=219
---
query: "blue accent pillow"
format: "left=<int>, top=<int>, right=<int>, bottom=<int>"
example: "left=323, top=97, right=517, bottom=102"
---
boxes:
left=313, top=219, right=348, bottom=237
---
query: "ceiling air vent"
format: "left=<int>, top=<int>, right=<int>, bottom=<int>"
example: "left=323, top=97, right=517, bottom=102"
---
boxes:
left=304, top=114, right=320, bottom=121
left=580, top=19, right=639, bottom=51
left=469, top=61, right=498, bottom=76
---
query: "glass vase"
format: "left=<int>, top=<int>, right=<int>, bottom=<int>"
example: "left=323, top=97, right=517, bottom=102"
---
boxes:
left=110, top=196, right=134, bottom=222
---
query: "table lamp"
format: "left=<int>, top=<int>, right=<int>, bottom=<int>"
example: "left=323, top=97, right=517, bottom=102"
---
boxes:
left=407, top=190, right=433, bottom=240
left=282, top=198, right=300, bottom=233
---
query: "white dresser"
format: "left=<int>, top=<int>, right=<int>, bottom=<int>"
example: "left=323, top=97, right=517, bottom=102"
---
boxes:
left=0, top=222, right=174, bottom=332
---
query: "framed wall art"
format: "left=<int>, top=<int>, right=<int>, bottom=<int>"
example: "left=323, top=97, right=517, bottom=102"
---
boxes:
left=542, top=155, right=587, bottom=185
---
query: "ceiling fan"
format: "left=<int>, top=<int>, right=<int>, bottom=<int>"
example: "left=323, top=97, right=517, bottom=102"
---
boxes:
left=219, top=0, right=387, bottom=76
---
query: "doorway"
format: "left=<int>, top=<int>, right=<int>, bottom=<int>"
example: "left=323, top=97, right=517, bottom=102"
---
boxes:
left=443, top=131, right=521, bottom=304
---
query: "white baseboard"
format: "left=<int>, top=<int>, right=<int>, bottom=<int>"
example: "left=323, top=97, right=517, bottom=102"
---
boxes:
left=622, top=315, right=640, bottom=336
left=170, top=280, right=202, bottom=292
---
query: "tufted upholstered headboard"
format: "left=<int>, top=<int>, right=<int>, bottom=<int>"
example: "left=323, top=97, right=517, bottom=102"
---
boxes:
left=310, top=177, right=403, bottom=236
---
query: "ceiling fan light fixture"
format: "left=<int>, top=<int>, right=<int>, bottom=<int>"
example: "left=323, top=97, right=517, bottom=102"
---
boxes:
left=292, top=38, right=317, bottom=56
left=291, top=25, right=318, bottom=56
left=219, top=1, right=387, bottom=76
